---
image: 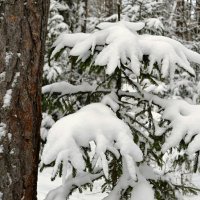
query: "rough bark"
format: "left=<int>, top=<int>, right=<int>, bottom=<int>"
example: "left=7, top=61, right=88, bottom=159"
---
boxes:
left=0, top=0, right=50, bottom=200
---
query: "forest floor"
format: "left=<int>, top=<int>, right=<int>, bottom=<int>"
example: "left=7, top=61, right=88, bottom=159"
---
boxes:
left=37, top=168, right=200, bottom=200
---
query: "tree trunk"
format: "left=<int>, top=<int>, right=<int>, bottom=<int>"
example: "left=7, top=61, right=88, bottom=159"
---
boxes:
left=82, top=0, right=88, bottom=33
left=196, top=0, right=200, bottom=25
left=176, top=0, right=185, bottom=38
left=105, top=0, right=118, bottom=17
left=0, top=1, right=50, bottom=200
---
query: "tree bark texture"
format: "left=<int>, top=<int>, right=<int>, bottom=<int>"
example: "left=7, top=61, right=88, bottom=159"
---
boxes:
left=0, top=0, right=50, bottom=200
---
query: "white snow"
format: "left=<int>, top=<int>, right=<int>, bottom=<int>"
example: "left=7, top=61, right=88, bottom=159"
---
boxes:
left=158, top=99, right=200, bottom=154
left=38, top=168, right=200, bottom=200
left=2, top=72, right=20, bottom=108
left=101, top=92, right=120, bottom=112
left=0, top=192, right=3, bottom=200
left=0, top=72, right=6, bottom=83
left=44, top=171, right=104, bottom=200
left=41, top=113, right=55, bottom=141
left=139, top=35, right=196, bottom=79
left=11, top=72, right=20, bottom=87
left=7, top=133, right=12, bottom=141
left=37, top=168, right=62, bottom=200
left=5, top=52, right=13, bottom=66
left=146, top=18, right=164, bottom=30
left=42, top=81, right=95, bottom=95
left=51, top=21, right=200, bottom=79
left=131, top=181, right=154, bottom=200
left=41, top=103, right=147, bottom=199
left=43, top=64, right=63, bottom=82
left=7, top=173, right=12, bottom=185
left=37, top=168, right=106, bottom=200
left=139, top=163, right=157, bottom=180
left=2, top=89, right=12, bottom=108
left=10, top=149, right=15, bottom=154
left=50, top=0, right=69, bottom=11
left=51, top=33, right=90, bottom=58
left=142, top=90, right=200, bottom=154
left=40, top=20, right=200, bottom=200
left=37, top=169, right=200, bottom=200
left=42, top=80, right=200, bottom=156
left=41, top=103, right=143, bottom=181
left=0, top=145, right=4, bottom=153
left=145, top=83, right=168, bottom=95
left=0, top=123, right=6, bottom=140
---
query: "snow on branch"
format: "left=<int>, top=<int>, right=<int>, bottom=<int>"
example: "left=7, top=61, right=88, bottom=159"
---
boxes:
left=113, top=76, right=200, bottom=156
left=156, top=99, right=200, bottom=155
left=141, top=87, right=200, bottom=155
left=145, top=18, right=164, bottom=31
left=42, top=79, right=200, bottom=156
left=42, top=81, right=96, bottom=95
left=42, top=81, right=141, bottom=100
left=51, top=21, right=200, bottom=79
left=44, top=171, right=103, bottom=200
left=51, top=33, right=90, bottom=58
left=41, top=103, right=143, bottom=184
left=139, top=35, right=197, bottom=77
left=103, top=161, right=155, bottom=200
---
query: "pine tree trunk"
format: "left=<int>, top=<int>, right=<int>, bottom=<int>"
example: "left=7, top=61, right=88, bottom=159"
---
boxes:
left=0, top=1, right=50, bottom=200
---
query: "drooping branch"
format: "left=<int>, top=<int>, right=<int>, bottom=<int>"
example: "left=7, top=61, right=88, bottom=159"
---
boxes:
left=42, top=81, right=141, bottom=100
left=44, top=171, right=104, bottom=200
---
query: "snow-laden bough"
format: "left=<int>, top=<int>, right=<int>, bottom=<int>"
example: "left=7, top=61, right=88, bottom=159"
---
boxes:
left=143, top=91, right=200, bottom=154
left=160, top=99, right=200, bottom=154
left=51, top=21, right=200, bottom=79
left=41, top=103, right=143, bottom=183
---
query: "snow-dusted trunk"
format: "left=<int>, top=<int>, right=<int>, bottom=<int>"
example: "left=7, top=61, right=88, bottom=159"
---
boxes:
left=0, top=1, right=49, bottom=200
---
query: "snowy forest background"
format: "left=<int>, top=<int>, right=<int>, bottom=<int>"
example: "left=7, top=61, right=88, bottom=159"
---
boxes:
left=38, top=0, right=200, bottom=199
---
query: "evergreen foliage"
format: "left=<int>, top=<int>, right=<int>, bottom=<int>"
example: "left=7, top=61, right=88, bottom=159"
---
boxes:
left=40, top=0, right=200, bottom=199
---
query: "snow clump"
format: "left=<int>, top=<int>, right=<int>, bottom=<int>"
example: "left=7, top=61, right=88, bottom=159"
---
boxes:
left=41, top=103, right=143, bottom=182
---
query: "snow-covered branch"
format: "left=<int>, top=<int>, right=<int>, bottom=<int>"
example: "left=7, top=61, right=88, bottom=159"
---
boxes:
left=42, top=79, right=200, bottom=156
left=51, top=21, right=200, bottom=79
left=42, top=81, right=96, bottom=95
left=44, top=171, right=103, bottom=200
left=42, top=81, right=142, bottom=101
left=41, top=103, right=143, bottom=183
left=142, top=89, right=200, bottom=155
left=103, top=161, right=155, bottom=200
left=41, top=12, right=200, bottom=200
